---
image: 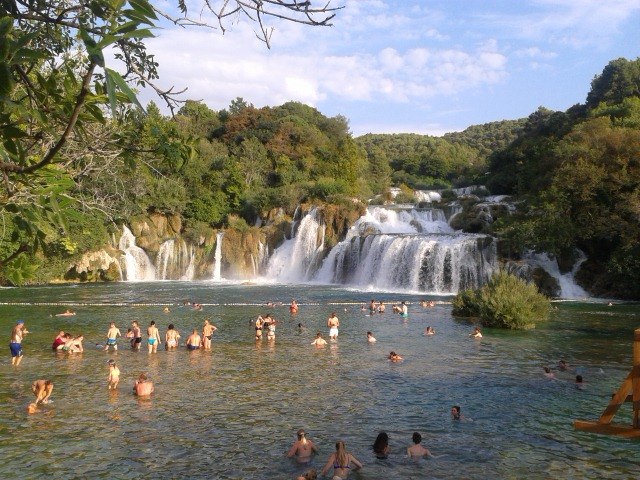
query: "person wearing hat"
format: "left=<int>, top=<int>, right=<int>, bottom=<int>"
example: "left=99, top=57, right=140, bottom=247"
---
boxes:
left=287, top=429, right=318, bottom=463
left=10, top=320, right=29, bottom=366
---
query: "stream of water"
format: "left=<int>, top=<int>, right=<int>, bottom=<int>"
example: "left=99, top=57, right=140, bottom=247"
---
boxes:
left=1, top=282, right=639, bottom=479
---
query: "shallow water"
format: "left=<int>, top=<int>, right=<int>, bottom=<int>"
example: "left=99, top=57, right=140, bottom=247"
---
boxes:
left=1, top=283, right=640, bottom=479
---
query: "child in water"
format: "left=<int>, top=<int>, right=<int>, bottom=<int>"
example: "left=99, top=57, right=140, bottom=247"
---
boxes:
left=107, top=359, right=120, bottom=390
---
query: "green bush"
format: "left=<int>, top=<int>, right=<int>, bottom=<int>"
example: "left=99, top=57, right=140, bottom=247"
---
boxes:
left=452, top=271, right=550, bottom=329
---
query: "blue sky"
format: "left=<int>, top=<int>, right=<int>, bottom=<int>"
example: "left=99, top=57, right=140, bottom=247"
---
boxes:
left=142, top=0, right=640, bottom=136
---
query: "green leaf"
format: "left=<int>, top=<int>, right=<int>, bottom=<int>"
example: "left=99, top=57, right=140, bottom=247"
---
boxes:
left=0, top=62, right=14, bottom=96
left=129, top=0, right=157, bottom=20
left=105, top=70, right=118, bottom=116
left=80, top=29, right=105, bottom=68
left=105, top=67, right=144, bottom=111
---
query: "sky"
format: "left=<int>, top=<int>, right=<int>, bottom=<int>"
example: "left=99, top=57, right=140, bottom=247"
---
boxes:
left=139, top=0, right=640, bottom=136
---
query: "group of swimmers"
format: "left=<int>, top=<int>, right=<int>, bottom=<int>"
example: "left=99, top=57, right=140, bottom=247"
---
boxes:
left=287, top=423, right=463, bottom=480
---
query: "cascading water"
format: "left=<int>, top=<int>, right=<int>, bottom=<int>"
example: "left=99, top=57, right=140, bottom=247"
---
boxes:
left=212, top=232, right=224, bottom=281
left=525, top=250, right=588, bottom=299
left=156, top=238, right=195, bottom=281
left=118, top=226, right=156, bottom=281
left=265, top=206, right=497, bottom=293
left=265, top=207, right=326, bottom=282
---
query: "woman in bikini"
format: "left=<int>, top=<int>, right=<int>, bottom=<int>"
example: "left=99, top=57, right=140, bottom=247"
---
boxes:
left=287, top=429, right=318, bottom=463
left=320, top=440, right=362, bottom=479
left=255, top=315, right=264, bottom=340
left=165, top=324, right=180, bottom=350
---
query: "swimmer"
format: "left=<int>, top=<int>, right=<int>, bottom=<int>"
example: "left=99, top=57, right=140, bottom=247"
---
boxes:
left=163, top=306, right=171, bottom=313
left=287, top=429, right=318, bottom=463
left=165, top=324, right=180, bottom=350
left=133, top=373, right=154, bottom=396
left=311, top=332, right=327, bottom=348
left=377, top=301, right=385, bottom=313
left=470, top=327, right=482, bottom=338
left=64, top=335, right=84, bottom=353
left=27, top=402, right=39, bottom=414
left=202, top=318, right=217, bottom=350
left=389, top=351, right=403, bottom=362
left=186, top=329, right=201, bottom=350
left=55, top=309, right=76, bottom=317
left=543, top=366, right=555, bottom=379
left=407, top=432, right=432, bottom=458
left=52, top=330, right=66, bottom=351
left=290, top=299, right=299, bottom=314
left=575, top=374, right=586, bottom=390
left=366, top=331, right=376, bottom=343
left=255, top=315, right=264, bottom=340
left=147, top=321, right=161, bottom=353
left=558, top=359, right=569, bottom=371
left=104, top=322, right=121, bottom=351
left=107, top=359, right=120, bottom=390
left=424, top=326, right=435, bottom=336
left=372, top=432, right=389, bottom=459
left=327, top=312, right=339, bottom=340
left=32, top=379, right=53, bottom=404
left=10, top=320, right=28, bottom=366
left=369, top=299, right=377, bottom=315
left=131, top=321, right=142, bottom=351
left=451, top=405, right=464, bottom=420
left=264, top=314, right=276, bottom=340
left=320, top=440, right=362, bottom=479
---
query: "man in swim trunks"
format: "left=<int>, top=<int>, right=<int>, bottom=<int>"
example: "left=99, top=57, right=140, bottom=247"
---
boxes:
left=131, top=321, right=142, bottom=350
left=202, top=319, right=217, bottom=350
left=10, top=320, right=28, bottom=366
left=104, top=322, right=121, bottom=351
left=147, top=321, right=161, bottom=353
left=327, top=313, right=339, bottom=340
left=32, top=379, right=53, bottom=404
left=186, top=329, right=201, bottom=350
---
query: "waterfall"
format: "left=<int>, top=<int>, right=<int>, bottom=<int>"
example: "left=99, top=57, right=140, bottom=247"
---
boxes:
left=265, top=206, right=497, bottom=293
left=156, top=238, right=194, bottom=280
left=212, top=232, right=224, bottom=280
left=525, top=250, right=588, bottom=299
left=118, top=226, right=156, bottom=281
left=265, top=207, right=326, bottom=282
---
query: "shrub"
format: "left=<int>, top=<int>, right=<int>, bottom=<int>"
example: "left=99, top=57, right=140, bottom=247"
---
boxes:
left=452, top=271, right=550, bottom=329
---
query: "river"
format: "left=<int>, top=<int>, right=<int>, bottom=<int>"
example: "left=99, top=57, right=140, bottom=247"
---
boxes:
left=1, top=282, right=639, bottom=479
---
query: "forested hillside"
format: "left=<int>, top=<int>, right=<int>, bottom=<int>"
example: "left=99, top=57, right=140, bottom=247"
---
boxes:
left=487, top=58, right=640, bottom=298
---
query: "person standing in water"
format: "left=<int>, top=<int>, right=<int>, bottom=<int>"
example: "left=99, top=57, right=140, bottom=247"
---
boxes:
left=133, top=373, right=154, bottom=396
left=311, top=332, right=328, bottom=348
left=10, top=320, right=28, bottom=366
left=107, top=359, right=120, bottom=390
left=165, top=324, right=181, bottom=350
left=131, top=321, right=142, bottom=351
left=147, top=321, right=161, bottom=353
left=202, top=319, right=217, bottom=350
left=186, top=329, right=201, bottom=350
left=320, top=440, right=362, bottom=479
left=104, top=322, right=121, bottom=352
left=407, top=432, right=432, bottom=458
left=327, top=312, right=340, bottom=340
left=290, top=299, right=299, bottom=314
left=287, top=429, right=318, bottom=463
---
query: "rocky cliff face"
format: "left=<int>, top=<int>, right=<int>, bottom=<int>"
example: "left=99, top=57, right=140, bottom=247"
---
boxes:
left=63, top=201, right=365, bottom=282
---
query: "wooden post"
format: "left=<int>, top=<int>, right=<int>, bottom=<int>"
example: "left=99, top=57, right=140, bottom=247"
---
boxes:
left=574, top=327, right=640, bottom=438
left=632, top=328, right=640, bottom=428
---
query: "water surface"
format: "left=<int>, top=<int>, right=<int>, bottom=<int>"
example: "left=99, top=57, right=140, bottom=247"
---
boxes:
left=1, top=283, right=639, bottom=479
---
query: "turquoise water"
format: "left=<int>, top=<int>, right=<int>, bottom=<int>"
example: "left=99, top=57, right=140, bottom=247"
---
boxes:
left=1, top=282, right=640, bottom=479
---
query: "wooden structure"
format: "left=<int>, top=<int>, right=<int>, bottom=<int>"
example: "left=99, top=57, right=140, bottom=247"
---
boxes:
left=574, top=327, right=640, bottom=438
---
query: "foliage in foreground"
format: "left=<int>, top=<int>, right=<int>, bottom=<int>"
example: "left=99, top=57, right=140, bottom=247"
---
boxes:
left=452, top=271, right=550, bottom=329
